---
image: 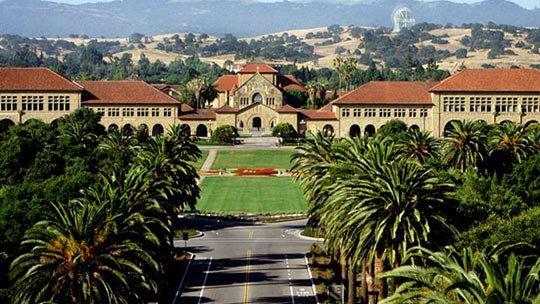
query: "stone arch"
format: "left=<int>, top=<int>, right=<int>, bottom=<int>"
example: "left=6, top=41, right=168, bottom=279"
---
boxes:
left=0, top=118, right=15, bottom=132
left=525, top=120, right=539, bottom=128
left=409, top=124, right=420, bottom=132
left=122, top=124, right=134, bottom=136
left=180, top=124, right=191, bottom=136
left=138, top=124, right=149, bottom=135
left=499, top=120, right=513, bottom=126
left=270, top=119, right=276, bottom=129
left=252, top=117, right=262, bottom=129
left=196, top=124, right=208, bottom=137
left=443, top=120, right=459, bottom=136
left=50, top=119, right=60, bottom=128
left=152, top=124, right=164, bottom=137
left=349, top=124, right=361, bottom=137
left=323, top=124, right=334, bottom=135
left=364, top=124, right=376, bottom=137
left=239, top=121, right=244, bottom=129
left=108, top=124, right=119, bottom=131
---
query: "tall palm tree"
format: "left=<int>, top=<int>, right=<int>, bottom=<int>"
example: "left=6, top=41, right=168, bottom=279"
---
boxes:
left=305, top=81, right=318, bottom=109
left=489, top=121, right=530, bottom=164
left=323, top=139, right=454, bottom=299
left=443, top=120, right=488, bottom=172
left=10, top=166, right=171, bottom=304
left=400, top=130, right=440, bottom=163
left=186, top=77, right=207, bottom=109
left=380, top=245, right=540, bottom=304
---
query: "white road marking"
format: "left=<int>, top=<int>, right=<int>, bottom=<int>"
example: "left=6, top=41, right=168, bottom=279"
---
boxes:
left=289, top=285, right=296, bottom=304
left=172, top=256, right=193, bottom=304
left=198, top=257, right=213, bottom=304
left=304, top=255, right=320, bottom=304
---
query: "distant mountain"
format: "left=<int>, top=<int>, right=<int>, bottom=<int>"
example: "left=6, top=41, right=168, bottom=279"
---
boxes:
left=0, top=0, right=539, bottom=37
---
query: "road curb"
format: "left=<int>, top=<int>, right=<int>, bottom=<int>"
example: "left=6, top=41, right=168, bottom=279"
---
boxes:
left=297, top=230, right=325, bottom=242
left=304, top=254, right=320, bottom=304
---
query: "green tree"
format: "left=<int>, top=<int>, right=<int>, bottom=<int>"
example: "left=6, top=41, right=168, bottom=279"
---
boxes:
left=211, top=125, right=238, bottom=144
left=400, top=130, right=440, bottom=163
left=443, top=120, right=488, bottom=172
left=272, top=123, right=298, bottom=143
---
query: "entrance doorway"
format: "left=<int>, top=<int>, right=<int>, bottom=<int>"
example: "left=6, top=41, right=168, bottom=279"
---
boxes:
left=252, top=117, right=262, bottom=130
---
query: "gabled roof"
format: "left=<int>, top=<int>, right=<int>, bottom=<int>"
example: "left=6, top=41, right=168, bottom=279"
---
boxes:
left=178, top=109, right=216, bottom=120
left=214, top=104, right=238, bottom=113
left=214, top=75, right=239, bottom=92
left=276, top=104, right=299, bottom=113
left=430, top=69, right=540, bottom=93
left=279, top=74, right=307, bottom=92
left=80, top=81, right=180, bottom=105
left=333, top=81, right=436, bottom=106
left=238, top=62, right=278, bottom=74
left=0, top=67, right=82, bottom=92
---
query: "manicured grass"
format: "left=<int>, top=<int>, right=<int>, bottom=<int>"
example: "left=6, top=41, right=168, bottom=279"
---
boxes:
left=196, top=176, right=307, bottom=213
left=211, top=149, right=294, bottom=169
left=190, top=150, right=208, bottom=170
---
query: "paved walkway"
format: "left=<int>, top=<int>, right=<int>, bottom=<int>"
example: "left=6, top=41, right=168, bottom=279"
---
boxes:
left=199, top=136, right=297, bottom=150
left=197, top=149, right=217, bottom=185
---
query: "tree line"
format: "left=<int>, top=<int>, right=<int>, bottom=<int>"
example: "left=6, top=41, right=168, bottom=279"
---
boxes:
left=292, top=120, right=540, bottom=303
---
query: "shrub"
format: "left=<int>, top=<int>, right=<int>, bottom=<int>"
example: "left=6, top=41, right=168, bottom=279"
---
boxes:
left=455, top=48, right=468, bottom=59
left=210, top=125, right=238, bottom=144
left=272, top=123, right=298, bottom=143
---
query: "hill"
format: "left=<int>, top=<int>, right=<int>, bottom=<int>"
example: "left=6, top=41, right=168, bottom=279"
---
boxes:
left=0, top=0, right=540, bottom=37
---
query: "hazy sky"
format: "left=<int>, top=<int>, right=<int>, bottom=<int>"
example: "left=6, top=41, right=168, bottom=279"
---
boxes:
left=50, top=0, right=540, bottom=9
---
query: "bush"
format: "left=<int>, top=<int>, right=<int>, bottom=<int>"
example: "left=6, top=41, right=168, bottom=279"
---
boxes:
left=210, top=125, right=238, bottom=144
left=455, top=48, right=468, bottom=59
left=272, top=123, right=298, bottom=143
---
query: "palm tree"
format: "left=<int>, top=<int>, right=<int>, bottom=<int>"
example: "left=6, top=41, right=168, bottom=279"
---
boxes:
left=443, top=120, right=488, bottom=172
left=400, top=130, right=440, bottom=163
left=306, top=81, right=318, bottom=109
left=489, top=121, right=530, bottom=164
left=10, top=166, right=171, bottom=304
left=380, top=245, right=540, bottom=304
left=186, top=77, right=207, bottom=109
left=322, top=139, right=454, bottom=299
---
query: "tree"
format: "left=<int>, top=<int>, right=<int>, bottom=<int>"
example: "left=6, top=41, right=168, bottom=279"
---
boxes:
left=400, top=130, right=440, bottom=163
left=455, top=48, right=468, bottom=58
left=333, top=57, right=358, bottom=93
left=489, top=121, right=530, bottom=166
left=381, top=245, right=540, bottom=304
left=323, top=139, right=454, bottom=299
left=272, top=123, right=298, bottom=142
left=306, top=81, right=318, bottom=108
left=211, top=125, right=238, bottom=144
left=443, top=120, right=488, bottom=172
left=10, top=166, right=171, bottom=304
left=186, top=77, right=207, bottom=109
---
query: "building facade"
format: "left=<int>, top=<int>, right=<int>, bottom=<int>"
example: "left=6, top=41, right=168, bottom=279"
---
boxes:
left=1, top=65, right=539, bottom=138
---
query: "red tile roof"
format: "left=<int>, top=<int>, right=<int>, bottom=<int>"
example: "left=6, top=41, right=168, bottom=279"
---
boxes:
left=180, top=103, right=194, bottom=112
left=0, top=67, right=82, bottom=92
left=214, top=75, right=239, bottom=92
left=239, top=62, right=278, bottom=74
left=333, top=81, right=436, bottom=106
left=300, top=109, right=337, bottom=120
left=80, top=81, right=180, bottom=105
left=214, top=105, right=238, bottom=113
left=430, top=69, right=540, bottom=93
left=279, top=74, right=307, bottom=92
left=178, top=109, right=216, bottom=120
left=276, top=104, right=299, bottom=113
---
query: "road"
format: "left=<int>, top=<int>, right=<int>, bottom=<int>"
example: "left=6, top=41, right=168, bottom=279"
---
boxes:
left=173, top=218, right=320, bottom=304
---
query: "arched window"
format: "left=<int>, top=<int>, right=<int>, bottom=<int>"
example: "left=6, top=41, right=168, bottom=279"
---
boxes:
left=152, top=124, right=164, bottom=137
left=239, top=121, right=244, bottom=129
left=323, top=124, right=334, bottom=135
left=252, top=93, right=263, bottom=104
left=196, top=124, right=208, bottom=137
left=0, top=119, right=15, bottom=133
left=180, top=124, right=191, bottom=136
left=138, top=124, right=149, bottom=135
left=364, top=124, right=376, bottom=137
left=108, top=124, right=119, bottom=132
left=122, top=124, right=134, bottom=136
left=409, top=124, right=420, bottom=132
left=349, top=124, right=361, bottom=137
left=443, top=120, right=459, bottom=137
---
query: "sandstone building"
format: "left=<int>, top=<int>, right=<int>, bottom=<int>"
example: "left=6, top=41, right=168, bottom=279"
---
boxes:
left=1, top=65, right=539, bottom=138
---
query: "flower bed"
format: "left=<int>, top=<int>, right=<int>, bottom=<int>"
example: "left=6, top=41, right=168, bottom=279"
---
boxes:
left=235, top=168, right=278, bottom=176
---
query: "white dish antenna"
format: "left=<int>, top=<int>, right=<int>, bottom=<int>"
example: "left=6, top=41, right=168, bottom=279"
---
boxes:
left=392, top=6, right=415, bottom=33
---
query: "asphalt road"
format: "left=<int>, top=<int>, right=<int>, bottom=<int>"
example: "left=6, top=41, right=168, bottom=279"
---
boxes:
left=173, top=218, right=320, bottom=304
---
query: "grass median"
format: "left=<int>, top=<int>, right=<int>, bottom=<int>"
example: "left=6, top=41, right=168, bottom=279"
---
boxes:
left=196, top=176, right=307, bottom=213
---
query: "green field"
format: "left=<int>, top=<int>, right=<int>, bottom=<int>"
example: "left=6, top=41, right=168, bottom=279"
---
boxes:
left=190, top=150, right=209, bottom=170
left=196, top=176, right=307, bottom=213
left=211, top=149, right=293, bottom=169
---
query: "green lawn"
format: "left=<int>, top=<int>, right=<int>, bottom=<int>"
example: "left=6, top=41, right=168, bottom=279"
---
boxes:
left=211, top=149, right=293, bottom=169
left=190, top=150, right=208, bottom=170
left=196, top=176, right=307, bottom=213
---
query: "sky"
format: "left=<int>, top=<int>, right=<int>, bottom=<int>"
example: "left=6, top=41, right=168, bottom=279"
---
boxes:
left=49, top=0, right=540, bottom=9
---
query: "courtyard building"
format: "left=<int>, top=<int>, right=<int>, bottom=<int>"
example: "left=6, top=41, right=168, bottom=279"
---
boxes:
left=1, top=65, right=539, bottom=137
